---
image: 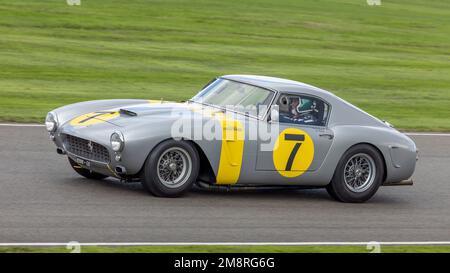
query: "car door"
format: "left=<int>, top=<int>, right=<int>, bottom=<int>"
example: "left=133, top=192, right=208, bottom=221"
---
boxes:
left=255, top=93, right=334, bottom=178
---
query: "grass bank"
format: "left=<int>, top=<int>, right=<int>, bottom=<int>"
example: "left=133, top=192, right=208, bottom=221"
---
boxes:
left=0, top=0, right=449, bottom=130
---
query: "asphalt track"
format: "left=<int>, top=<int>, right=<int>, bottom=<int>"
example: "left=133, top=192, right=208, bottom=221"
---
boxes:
left=0, top=126, right=448, bottom=243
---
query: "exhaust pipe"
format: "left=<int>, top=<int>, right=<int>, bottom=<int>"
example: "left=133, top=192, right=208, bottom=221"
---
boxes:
left=383, top=179, right=413, bottom=186
left=115, top=166, right=127, bottom=174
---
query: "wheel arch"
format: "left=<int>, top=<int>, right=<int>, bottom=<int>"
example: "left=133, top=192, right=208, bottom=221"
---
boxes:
left=136, top=137, right=215, bottom=182
left=337, top=142, right=387, bottom=183
left=186, top=140, right=216, bottom=183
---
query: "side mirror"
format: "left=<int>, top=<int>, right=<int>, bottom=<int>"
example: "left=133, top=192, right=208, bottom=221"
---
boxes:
left=269, top=105, right=279, bottom=123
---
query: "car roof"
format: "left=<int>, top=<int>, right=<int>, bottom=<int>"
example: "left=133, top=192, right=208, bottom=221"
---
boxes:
left=221, top=74, right=335, bottom=98
left=220, top=75, right=385, bottom=127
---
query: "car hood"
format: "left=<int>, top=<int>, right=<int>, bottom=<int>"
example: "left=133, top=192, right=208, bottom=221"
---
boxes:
left=105, top=101, right=223, bottom=127
left=62, top=100, right=243, bottom=131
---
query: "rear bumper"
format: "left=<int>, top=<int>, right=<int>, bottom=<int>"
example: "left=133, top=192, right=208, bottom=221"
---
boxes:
left=382, top=178, right=413, bottom=186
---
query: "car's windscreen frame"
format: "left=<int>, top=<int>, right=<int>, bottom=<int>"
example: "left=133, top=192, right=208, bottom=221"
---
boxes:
left=190, top=77, right=277, bottom=120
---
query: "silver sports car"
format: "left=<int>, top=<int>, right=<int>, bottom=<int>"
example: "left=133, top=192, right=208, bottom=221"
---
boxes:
left=45, top=75, right=417, bottom=202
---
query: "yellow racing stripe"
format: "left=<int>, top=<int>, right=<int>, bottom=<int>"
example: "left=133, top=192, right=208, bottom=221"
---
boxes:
left=215, top=113, right=245, bottom=184
left=70, top=111, right=119, bottom=126
left=188, top=106, right=245, bottom=184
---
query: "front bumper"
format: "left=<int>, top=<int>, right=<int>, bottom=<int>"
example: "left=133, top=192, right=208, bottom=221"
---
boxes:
left=51, top=126, right=125, bottom=178
left=66, top=150, right=119, bottom=178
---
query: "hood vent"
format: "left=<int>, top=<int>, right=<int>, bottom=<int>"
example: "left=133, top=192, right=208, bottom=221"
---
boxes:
left=119, top=108, right=137, bottom=116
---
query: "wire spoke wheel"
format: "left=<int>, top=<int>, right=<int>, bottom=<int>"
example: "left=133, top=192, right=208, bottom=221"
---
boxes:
left=343, top=153, right=376, bottom=193
left=157, top=147, right=192, bottom=188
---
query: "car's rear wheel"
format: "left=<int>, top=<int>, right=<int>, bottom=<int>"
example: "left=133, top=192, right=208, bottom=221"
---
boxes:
left=326, top=144, right=384, bottom=203
left=68, top=157, right=108, bottom=180
left=142, top=140, right=199, bottom=197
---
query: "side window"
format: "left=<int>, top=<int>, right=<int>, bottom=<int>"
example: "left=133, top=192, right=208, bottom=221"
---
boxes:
left=276, top=94, right=329, bottom=126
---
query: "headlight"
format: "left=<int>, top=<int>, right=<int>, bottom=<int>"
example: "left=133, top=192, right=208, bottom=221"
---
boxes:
left=110, top=131, right=124, bottom=152
left=45, top=112, right=58, bottom=132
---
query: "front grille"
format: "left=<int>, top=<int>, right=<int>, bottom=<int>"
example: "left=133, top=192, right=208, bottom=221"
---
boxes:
left=63, top=134, right=110, bottom=163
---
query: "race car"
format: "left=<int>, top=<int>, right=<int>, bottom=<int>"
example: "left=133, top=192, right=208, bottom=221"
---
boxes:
left=45, top=75, right=417, bottom=202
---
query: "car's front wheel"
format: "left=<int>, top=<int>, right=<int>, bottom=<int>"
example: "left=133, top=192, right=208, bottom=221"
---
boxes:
left=142, top=140, right=199, bottom=197
left=326, top=144, right=384, bottom=203
left=68, top=157, right=108, bottom=180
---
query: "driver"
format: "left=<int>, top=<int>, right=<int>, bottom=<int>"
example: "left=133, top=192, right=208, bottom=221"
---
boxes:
left=279, top=97, right=302, bottom=123
left=279, top=96, right=318, bottom=125
left=289, top=97, right=301, bottom=119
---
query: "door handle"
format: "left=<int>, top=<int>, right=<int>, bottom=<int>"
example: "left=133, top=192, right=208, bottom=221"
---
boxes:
left=319, top=133, right=334, bottom=140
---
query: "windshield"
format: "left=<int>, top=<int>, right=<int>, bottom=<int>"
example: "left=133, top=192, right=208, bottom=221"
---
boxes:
left=191, top=78, right=275, bottom=118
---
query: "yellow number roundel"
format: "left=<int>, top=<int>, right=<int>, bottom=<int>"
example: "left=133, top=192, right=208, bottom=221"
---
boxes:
left=272, top=128, right=315, bottom=178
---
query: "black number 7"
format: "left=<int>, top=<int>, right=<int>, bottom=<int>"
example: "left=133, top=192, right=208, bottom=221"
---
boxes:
left=284, top=134, right=305, bottom=171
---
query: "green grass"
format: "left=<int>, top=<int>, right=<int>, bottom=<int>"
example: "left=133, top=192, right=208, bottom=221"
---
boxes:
left=0, top=0, right=449, bottom=130
left=1, top=245, right=449, bottom=253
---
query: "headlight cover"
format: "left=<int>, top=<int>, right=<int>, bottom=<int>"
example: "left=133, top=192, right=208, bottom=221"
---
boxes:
left=45, top=112, right=58, bottom=132
left=110, top=131, right=124, bottom=152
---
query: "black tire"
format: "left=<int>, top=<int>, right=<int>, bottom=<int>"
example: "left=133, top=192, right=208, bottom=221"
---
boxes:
left=141, top=140, right=200, bottom=197
left=68, top=157, right=108, bottom=180
left=326, top=144, right=384, bottom=203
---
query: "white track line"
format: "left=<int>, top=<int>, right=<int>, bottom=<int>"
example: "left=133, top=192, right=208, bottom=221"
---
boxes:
left=406, top=133, right=450, bottom=136
left=0, top=242, right=449, bottom=247
left=0, top=123, right=44, bottom=127
left=0, top=123, right=450, bottom=136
